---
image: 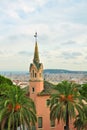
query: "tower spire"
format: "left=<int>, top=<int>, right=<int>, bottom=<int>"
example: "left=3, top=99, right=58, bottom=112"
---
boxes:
left=33, top=32, right=40, bottom=64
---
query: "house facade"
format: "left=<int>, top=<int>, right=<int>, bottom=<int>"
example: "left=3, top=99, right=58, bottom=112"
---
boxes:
left=29, top=34, right=75, bottom=130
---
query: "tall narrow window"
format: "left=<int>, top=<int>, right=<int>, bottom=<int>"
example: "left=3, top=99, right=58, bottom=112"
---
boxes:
left=38, top=117, right=42, bottom=128
left=35, top=73, right=37, bottom=78
left=33, top=70, right=34, bottom=77
left=50, top=120, right=55, bottom=127
left=32, top=87, right=35, bottom=93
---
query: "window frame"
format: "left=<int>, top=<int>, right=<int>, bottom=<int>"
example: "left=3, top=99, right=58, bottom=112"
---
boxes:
left=32, top=87, right=35, bottom=93
left=38, top=117, right=43, bottom=128
left=50, top=120, right=55, bottom=127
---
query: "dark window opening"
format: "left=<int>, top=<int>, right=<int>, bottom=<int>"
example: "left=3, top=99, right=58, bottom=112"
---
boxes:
left=33, top=70, right=34, bottom=77
left=38, top=117, right=42, bottom=128
left=50, top=120, right=55, bottom=127
left=46, top=99, right=50, bottom=106
left=32, top=87, right=35, bottom=93
left=35, top=73, right=37, bottom=78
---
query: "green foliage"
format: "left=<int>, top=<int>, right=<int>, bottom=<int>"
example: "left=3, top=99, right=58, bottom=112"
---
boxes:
left=74, top=106, right=87, bottom=130
left=0, top=75, right=13, bottom=96
left=48, top=80, right=86, bottom=129
left=0, top=86, right=37, bottom=130
left=0, top=75, right=13, bottom=85
left=0, top=75, right=37, bottom=130
left=78, top=81, right=87, bottom=123
left=80, top=83, right=87, bottom=99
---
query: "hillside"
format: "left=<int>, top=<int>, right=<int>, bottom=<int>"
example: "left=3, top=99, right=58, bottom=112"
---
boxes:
left=44, top=69, right=87, bottom=74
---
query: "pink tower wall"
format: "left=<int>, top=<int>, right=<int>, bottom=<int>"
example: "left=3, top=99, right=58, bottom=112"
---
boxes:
left=29, top=81, right=76, bottom=130
left=29, top=81, right=43, bottom=101
left=35, top=95, right=64, bottom=130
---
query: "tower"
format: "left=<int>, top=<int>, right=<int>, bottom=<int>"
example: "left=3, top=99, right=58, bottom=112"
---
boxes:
left=29, top=33, right=65, bottom=130
left=29, top=33, right=44, bottom=100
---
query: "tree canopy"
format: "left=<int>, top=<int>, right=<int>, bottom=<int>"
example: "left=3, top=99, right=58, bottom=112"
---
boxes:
left=0, top=75, right=37, bottom=130
left=48, top=80, right=86, bottom=130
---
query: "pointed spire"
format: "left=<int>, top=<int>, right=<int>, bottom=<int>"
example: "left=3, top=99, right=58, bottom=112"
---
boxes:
left=33, top=32, right=40, bottom=64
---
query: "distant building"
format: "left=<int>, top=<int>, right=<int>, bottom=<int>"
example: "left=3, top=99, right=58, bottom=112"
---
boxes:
left=29, top=33, right=75, bottom=130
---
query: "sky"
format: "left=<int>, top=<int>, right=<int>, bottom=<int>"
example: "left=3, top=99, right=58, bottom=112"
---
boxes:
left=0, top=0, right=87, bottom=71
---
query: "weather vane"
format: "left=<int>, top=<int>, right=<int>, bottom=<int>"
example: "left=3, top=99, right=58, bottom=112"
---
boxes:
left=34, top=32, right=37, bottom=42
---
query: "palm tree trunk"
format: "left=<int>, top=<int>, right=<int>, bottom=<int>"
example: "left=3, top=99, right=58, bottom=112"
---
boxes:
left=65, top=103, right=69, bottom=130
left=20, top=124, right=22, bottom=130
left=1, top=118, right=7, bottom=130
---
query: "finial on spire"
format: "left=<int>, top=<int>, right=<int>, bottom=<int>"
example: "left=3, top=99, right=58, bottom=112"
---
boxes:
left=34, top=32, right=37, bottom=43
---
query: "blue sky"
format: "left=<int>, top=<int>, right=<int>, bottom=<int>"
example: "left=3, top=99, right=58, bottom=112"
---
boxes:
left=0, top=0, right=87, bottom=71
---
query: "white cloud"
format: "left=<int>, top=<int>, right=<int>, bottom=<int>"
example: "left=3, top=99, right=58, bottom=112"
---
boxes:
left=0, top=0, right=87, bottom=71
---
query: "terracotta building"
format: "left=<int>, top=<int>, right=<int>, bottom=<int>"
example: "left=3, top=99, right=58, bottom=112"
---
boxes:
left=29, top=33, right=75, bottom=130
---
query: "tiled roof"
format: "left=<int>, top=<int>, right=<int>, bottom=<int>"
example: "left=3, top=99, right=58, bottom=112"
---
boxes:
left=30, top=63, right=42, bottom=70
left=38, top=80, right=55, bottom=96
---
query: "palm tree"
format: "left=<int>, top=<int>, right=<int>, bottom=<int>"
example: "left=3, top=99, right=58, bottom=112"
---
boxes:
left=74, top=106, right=87, bottom=130
left=48, top=80, right=85, bottom=130
left=74, top=83, right=87, bottom=130
left=0, top=85, right=37, bottom=130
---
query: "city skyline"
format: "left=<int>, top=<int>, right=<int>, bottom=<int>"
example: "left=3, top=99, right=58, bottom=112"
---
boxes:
left=0, top=0, right=87, bottom=71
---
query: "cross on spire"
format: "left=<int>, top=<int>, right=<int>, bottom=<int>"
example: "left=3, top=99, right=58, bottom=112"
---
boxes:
left=34, top=32, right=37, bottom=43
